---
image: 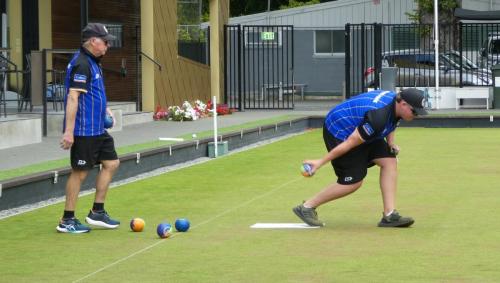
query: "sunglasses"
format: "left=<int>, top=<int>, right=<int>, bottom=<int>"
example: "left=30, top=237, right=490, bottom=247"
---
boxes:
left=410, top=107, right=418, bottom=116
left=94, top=37, right=109, bottom=46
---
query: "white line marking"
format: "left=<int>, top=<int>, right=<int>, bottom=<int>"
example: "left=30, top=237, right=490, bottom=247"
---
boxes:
left=73, top=177, right=302, bottom=282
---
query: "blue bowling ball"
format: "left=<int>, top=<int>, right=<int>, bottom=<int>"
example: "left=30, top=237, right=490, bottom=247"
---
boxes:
left=156, top=223, right=173, bottom=238
left=104, top=114, right=114, bottom=129
left=175, top=218, right=190, bottom=232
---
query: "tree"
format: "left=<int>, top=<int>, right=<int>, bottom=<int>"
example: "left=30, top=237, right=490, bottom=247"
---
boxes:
left=279, top=0, right=321, bottom=9
left=230, top=0, right=335, bottom=17
left=406, top=0, right=460, bottom=50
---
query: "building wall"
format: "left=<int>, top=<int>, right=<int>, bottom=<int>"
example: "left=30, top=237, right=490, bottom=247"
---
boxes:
left=150, top=0, right=211, bottom=109
left=51, top=0, right=140, bottom=102
left=229, top=0, right=416, bottom=27
left=462, top=0, right=500, bottom=11
left=294, top=30, right=344, bottom=95
left=222, top=0, right=416, bottom=97
left=7, top=0, right=22, bottom=86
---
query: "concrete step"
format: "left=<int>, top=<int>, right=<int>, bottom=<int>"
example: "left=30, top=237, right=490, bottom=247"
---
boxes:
left=0, top=115, right=42, bottom=150
left=122, top=111, right=153, bottom=126
left=108, top=102, right=137, bottom=113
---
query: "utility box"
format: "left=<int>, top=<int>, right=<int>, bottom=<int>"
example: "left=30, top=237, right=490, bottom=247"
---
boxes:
left=208, top=141, right=228, bottom=158
left=493, top=64, right=500, bottom=109
left=380, top=67, right=398, bottom=92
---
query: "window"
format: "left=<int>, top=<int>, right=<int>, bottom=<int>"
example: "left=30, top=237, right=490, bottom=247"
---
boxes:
left=314, top=30, right=344, bottom=55
left=105, top=24, right=123, bottom=48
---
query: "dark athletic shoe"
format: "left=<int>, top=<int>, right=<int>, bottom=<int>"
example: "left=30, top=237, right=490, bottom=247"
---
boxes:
left=85, top=210, right=120, bottom=229
left=293, top=204, right=325, bottom=227
left=56, top=218, right=91, bottom=233
left=378, top=210, right=414, bottom=227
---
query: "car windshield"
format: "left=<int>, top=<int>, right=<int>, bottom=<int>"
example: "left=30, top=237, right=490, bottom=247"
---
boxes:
left=441, top=52, right=478, bottom=70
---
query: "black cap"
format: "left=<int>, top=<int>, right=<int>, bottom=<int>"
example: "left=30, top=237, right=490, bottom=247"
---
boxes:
left=399, top=88, right=428, bottom=115
left=82, top=23, right=116, bottom=42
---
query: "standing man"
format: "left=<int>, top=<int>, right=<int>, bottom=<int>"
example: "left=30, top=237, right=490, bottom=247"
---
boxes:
left=57, top=23, right=120, bottom=233
left=293, top=88, right=427, bottom=228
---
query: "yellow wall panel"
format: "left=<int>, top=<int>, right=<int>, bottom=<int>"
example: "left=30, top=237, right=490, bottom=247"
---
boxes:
left=150, top=0, right=211, bottom=109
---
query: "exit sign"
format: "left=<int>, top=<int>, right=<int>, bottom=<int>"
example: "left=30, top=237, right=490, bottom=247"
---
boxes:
left=261, top=32, right=275, bottom=41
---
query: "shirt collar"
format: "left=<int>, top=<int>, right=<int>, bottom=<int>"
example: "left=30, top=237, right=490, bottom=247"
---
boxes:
left=81, top=46, right=101, bottom=63
left=392, top=99, right=401, bottom=124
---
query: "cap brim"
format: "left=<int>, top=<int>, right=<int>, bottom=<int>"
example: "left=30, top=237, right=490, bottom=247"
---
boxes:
left=414, top=108, right=428, bottom=116
left=102, top=34, right=116, bottom=41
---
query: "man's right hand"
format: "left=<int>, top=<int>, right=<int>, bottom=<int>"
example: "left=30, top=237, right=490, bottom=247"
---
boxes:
left=303, top=159, right=323, bottom=175
left=60, top=132, right=74, bottom=150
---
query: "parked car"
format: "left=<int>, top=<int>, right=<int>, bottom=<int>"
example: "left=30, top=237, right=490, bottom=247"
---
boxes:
left=364, top=50, right=492, bottom=87
left=479, top=32, right=500, bottom=68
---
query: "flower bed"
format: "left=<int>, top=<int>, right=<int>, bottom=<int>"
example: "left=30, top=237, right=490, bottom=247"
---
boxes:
left=153, top=100, right=235, bottom=121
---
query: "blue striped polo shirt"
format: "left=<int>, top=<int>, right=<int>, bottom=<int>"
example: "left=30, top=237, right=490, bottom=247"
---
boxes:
left=63, top=47, right=107, bottom=136
left=324, top=90, right=400, bottom=142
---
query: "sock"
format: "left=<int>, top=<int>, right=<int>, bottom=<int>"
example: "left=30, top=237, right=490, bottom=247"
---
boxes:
left=385, top=209, right=394, bottom=217
left=303, top=203, right=313, bottom=209
left=93, top=202, right=104, bottom=212
left=63, top=210, right=75, bottom=219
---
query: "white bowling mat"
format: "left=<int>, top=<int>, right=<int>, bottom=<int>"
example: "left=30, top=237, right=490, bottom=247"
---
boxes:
left=250, top=223, right=320, bottom=229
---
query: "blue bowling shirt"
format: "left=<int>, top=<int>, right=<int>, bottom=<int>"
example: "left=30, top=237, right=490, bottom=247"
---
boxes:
left=63, top=47, right=108, bottom=136
left=324, top=90, right=400, bottom=142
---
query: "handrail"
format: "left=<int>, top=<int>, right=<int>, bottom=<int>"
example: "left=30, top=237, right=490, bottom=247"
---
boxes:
left=0, top=53, right=20, bottom=117
left=0, top=54, right=18, bottom=69
left=138, top=51, right=162, bottom=71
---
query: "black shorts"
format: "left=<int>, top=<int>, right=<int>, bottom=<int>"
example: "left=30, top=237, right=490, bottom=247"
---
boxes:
left=323, top=125, right=395, bottom=185
left=70, top=132, right=118, bottom=170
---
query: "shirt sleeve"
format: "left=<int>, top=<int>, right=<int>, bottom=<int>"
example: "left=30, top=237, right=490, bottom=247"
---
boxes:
left=357, top=108, right=388, bottom=141
left=68, top=62, right=90, bottom=93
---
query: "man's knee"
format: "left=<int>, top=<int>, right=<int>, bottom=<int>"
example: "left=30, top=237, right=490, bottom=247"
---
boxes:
left=69, top=169, right=89, bottom=183
left=337, top=180, right=364, bottom=192
left=374, top=157, right=397, bottom=169
left=102, top=159, right=120, bottom=172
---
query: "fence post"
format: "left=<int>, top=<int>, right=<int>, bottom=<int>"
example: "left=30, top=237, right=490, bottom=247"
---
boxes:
left=459, top=22, right=463, bottom=88
left=42, top=48, right=47, bottom=137
left=223, top=24, right=228, bottom=106
left=237, top=25, right=242, bottom=111
left=360, top=23, right=366, bottom=93
left=374, top=23, right=382, bottom=90
left=345, top=23, right=351, bottom=99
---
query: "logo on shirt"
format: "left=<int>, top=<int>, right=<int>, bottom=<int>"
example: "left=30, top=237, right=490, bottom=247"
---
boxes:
left=362, top=123, right=375, bottom=136
left=95, top=74, right=101, bottom=79
left=372, top=91, right=390, bottom=103
left=73, top=74, right=87, bottom=83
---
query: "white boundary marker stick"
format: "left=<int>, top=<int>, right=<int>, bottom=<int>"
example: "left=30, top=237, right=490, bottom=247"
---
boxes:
left=158, top=137, right=184, bottom=142
left=212, top=95, right=218, bottom=158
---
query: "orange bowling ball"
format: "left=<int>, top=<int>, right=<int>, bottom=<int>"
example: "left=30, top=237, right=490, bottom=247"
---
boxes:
left=130, top=218, right=145, bottom=232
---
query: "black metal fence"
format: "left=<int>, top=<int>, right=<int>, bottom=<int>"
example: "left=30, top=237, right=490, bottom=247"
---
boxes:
left=346, top=22, right=500, bottom=98
left=224, top=25, right=294, bottom=110
left=178, top=27, right=210, bottom=65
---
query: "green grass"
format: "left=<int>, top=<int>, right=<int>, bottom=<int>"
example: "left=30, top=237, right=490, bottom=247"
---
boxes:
left=0, top=115, right=304, bottom=181
left=1, top=128, right=500, bottom=282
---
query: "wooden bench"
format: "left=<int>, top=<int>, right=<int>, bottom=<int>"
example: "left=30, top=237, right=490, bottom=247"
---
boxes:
left=260, top=83, right=307, bottom=101
left=455, top=87, right=490, bottom=110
